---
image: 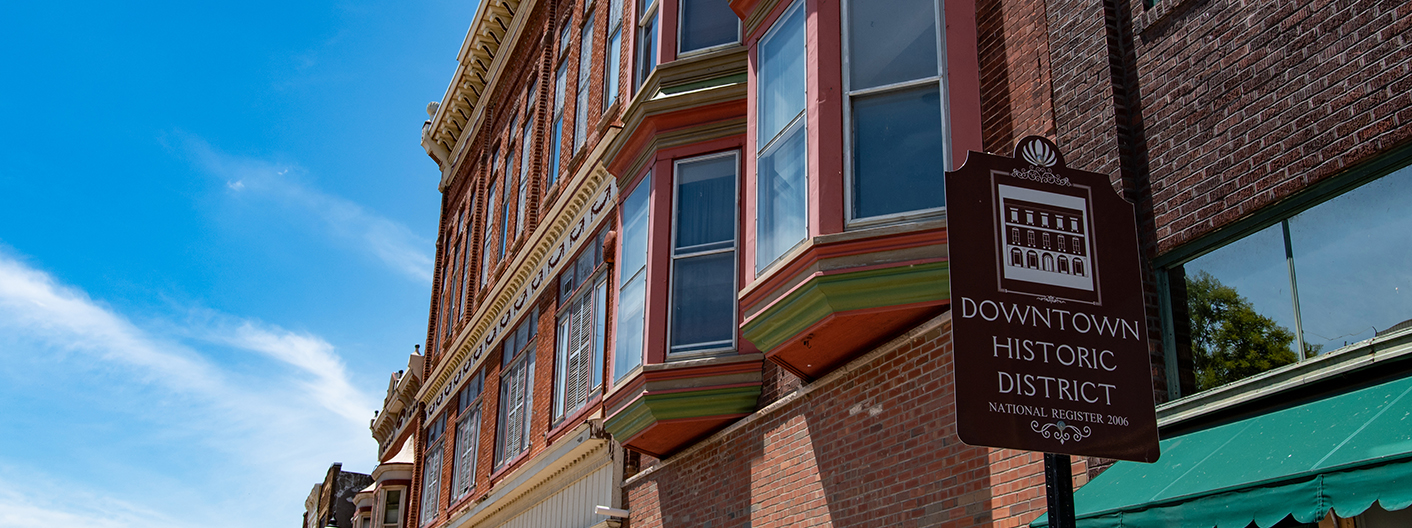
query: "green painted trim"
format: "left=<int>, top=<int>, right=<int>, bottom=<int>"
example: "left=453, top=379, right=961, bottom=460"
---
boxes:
left=659, top=73, right=748, bottom=96
left=742, top=261, right=950, bottom=353
left=603, top=385, right=762, bottom=442
left=604, top=397, right=657, bottom=442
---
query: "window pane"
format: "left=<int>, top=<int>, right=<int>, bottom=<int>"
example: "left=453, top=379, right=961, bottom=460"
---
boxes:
left=847, top=0, right=937, bottom=90
left=1289, top=166, right=1412, bottom=352
left=636, top=11, right=657, bottom=90
left=674, top=155, right=736, bottom=254
left=383, top=490, right=400, bottom=524
left=1183, top=224, right=1298, bottom=391
left=575, top=18, right=595, bottom=151
left=614, top=272, right=646, bottom=381
left=758, top=1, right=805, bottom=143
left=670, top=251, right=735, bottom=353
left=679, top=0, right=738, bottom=53
left=757, top=121, right=808, bottom=270
left=593, top=279, right=607, bottom=389
left=620, top=179, right=650, bottom=285
left=605, top=29, right=622, bottom=111
left=851, top=85, right=945, bottom=219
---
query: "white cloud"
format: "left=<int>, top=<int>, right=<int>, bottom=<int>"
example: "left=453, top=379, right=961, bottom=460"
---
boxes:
left=178, top=133, right=434, bottom=283
left=0, top=250, right=378, bottom=527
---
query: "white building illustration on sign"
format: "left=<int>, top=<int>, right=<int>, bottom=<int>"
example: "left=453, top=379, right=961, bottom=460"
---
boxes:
left=995, top=183, right=1097, bottom=299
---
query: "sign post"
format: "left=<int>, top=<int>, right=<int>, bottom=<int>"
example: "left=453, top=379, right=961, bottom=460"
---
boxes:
left=945, top=137, right=1161, bottom=524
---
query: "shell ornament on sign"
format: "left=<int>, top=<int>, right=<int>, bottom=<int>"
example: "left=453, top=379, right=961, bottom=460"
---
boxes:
left=1021, top=138, right=1058, bottom=168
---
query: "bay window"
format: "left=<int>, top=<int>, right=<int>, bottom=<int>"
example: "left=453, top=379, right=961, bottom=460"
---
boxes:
left=670, top=152, right=738, bottom=356
left=555, top=231, right=609, bottom=421
left=381, top=489, right=402, bottom=528
left=844, top=0, right=948, bottom=224
left=496, top=308, right=538, bottom=466
left=574, top=16, right=596, bottom=152
left=755, top=0, right=807, bottom=271
left=614, top=178, right=649, bottom=382
left=419, top=413, right=446, bottom=525
left=678, top=0, right=739, bottom=55
left=450, top=371, right=484, bottom=500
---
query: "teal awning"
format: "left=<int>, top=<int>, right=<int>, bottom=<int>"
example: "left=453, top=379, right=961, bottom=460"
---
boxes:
left=1033, top=374, right=1412, bottom=527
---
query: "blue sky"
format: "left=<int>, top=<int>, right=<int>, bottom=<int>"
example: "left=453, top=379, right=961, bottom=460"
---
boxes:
left=0, top=1, right=473, bottom=525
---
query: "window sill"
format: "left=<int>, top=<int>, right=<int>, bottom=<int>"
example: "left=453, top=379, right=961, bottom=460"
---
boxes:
left=547, top=400, right=603, bottom=444
left=1157, top=325, right=1412, bottom=434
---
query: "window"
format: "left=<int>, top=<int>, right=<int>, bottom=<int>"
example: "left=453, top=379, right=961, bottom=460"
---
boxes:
left=555, top=231, right=609, bottom=420
left=382, top=489, right=402, bottom=528
left=420, top=414, right=446, bottom=525
left=517, top=83, right=535, bottom=237
left=498, top=154, right=513, bottom=260
left=635, top=0, right=658, bottom=92
left=755, top=0, right=807, bottom=271
left=460, top=202, right=474, bottom=314
left=1162, top=164, right=1412, bottom=396
left=844, top=0, right=947, bottom=224
left=450, top=371, right=484, bottom=500
left=670, top=152, right=738, bottom=356
left=496, top=308, right=538, bottom=466
left=678, top=0, right=739, bottom=55
left=604, top=0, right=624, bottom=111
left=574, top=16, right=596, bottom=152
left=482, top=177, right=498, bottom=286
left=551, top=59, right=569, bottom=187
left=614, top=179, right=650, bottom=381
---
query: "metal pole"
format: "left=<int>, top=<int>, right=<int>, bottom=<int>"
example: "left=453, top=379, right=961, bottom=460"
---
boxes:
left=1282, top=219, right=1308, bottom=360
left=1044, top=453, right=1076, bottom=528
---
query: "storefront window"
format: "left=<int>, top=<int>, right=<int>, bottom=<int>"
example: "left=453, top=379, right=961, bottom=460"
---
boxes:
left=1167, top=164, right=1412, bottom=394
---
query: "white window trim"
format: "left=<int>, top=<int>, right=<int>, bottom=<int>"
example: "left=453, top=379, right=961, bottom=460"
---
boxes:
left=839, top=0, right=953, bottom=228
left=667, top=150, right=740, bottom=359
left=675, top=0, right=743, bottom=58
left=555, top=271, right=608, bottom=420
left=635, top=0, right=660, bottom=92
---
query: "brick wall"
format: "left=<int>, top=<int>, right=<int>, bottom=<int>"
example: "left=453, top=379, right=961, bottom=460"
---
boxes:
left=1136, top=0, right=1412, bottom=252
left=623, top=315, right=1087, bottom=528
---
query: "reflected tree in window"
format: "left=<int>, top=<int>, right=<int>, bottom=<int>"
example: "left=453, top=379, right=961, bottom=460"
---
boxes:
left=1187, top=271, right=1318, bottom=391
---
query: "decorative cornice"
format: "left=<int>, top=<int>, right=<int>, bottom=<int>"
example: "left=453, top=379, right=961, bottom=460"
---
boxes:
left=418, top=146, right=619, bottom=420
left=421, top=0, right=539, bottom=189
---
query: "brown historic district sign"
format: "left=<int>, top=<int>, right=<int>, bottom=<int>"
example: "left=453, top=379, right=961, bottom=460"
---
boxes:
left=946, top=136, right=1160, bottom=462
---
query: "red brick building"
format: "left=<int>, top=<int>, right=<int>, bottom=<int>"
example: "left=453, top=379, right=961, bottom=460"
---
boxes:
left=388, top=0, right=1412, bottom=526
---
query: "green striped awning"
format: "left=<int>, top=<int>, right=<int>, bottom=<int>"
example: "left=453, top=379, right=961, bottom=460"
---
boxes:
left=1033, top=374, right=1412, bottom=527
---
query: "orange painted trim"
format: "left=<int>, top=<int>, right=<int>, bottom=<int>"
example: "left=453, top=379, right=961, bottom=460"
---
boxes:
left=606, top=99, right=748, bottom=178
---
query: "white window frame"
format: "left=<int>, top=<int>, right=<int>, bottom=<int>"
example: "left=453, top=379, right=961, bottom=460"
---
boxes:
left=555, top=270, right=608, bottom=421
left=495, top=312, right=537, bottom=467
left=667, top=150, right=740, bottom=358
left=450, top=372, right=483, bottom=501
left=379, top=488, right=403, bottom=528
left=675, top=0, right=742, bottom=58
left=634, top=0, right=659, bottom=92
left=839, top=0, right=952, bottom=228
left=419, top=416, right=445, bottom=526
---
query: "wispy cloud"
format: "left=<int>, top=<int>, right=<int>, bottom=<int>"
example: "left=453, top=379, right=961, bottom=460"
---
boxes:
left=175, top=132, right=434, bottom=283
left=0, top=249, right=378, bottom=527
